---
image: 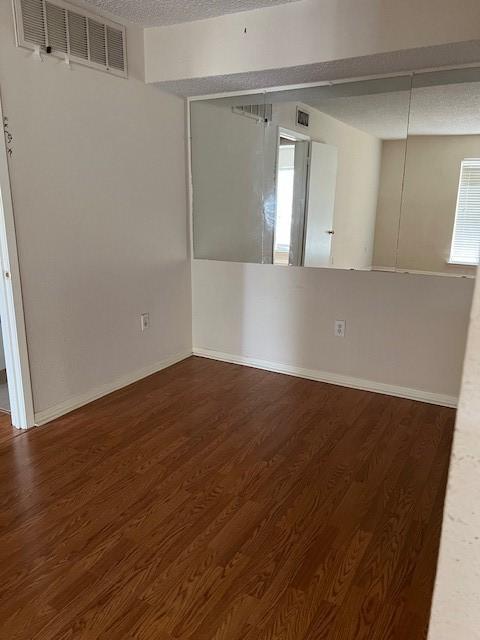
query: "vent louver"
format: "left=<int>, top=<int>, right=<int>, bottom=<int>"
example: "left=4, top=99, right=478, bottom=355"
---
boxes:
left=14, top=0, right=127, bottom=77
left=45, top=2, right=67, bottom=53
left=296, top=108, right=310, bottom=128
left=233, top=104, right=273, bottom=123
left=67, top=10, right=88, bottom=60
left=21, top=0, right=46, bottom=47
left=106, top=25, right=125, bottom=71
left=87, top=18, right=107, bottom=66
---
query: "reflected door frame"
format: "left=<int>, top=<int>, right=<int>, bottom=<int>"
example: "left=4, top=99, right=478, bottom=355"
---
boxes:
left=273, top=127, right=310, bottom=266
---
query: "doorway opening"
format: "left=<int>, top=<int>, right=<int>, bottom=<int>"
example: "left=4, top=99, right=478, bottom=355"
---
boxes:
left=273, top=138, right=296, bottom=265
left=0, top=88, right=34, bottom=429
left=273, top=128, right=310, bottom=266
left=272, top=126, right=339, bottom=268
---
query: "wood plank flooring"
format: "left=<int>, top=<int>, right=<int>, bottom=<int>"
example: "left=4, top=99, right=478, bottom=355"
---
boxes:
left=0, top=356, right=454, bottom=639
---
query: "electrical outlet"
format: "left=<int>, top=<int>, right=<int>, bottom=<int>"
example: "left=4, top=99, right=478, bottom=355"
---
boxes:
left=335, top=320, right=346, bottom=338
left=140, top=313, right=150, bottom=332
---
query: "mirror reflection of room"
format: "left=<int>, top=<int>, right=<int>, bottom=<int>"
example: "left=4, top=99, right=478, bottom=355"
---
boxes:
left=191, top=76, right=413, bottom=271
left=394, top=68, right=480, bottom=275
left=191, top=97, right=267, bottom=264
left=191, top=69, right=480, bottom=277
left=266, top=76, right=412, bottom=270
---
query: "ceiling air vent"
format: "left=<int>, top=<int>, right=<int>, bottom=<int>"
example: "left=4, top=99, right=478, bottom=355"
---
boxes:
left=296, top=107, right=310, bottom=128
left=13, top=0, right=127, bottom=77
left=233, top=104, right=273, bottom=123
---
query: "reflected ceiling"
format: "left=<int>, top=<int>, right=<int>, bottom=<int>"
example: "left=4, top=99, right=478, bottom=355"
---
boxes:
left=303, top=82, right=480, bottom=140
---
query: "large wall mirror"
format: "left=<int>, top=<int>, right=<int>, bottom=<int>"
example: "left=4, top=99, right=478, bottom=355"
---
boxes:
left=396, top=68, right=480, bottom=276
left=190, top=67, right=480, bottom=276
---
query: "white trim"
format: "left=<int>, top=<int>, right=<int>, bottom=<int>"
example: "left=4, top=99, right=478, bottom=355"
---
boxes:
left=394, top=268, right=475, bottom=278
left=34, top=350, right=193, bottom=426
left=278, top=126, right=309, bottom=142
left=0, top=89, right=35, bottom=429
left=187, top=98, right=194, bottom=261
left=448, top=158, right=480, bottom=267
left=371, top=266, right=475, bottom=278
left=187, top=62, right=480, bottom=102
left=447, top=260, right=478, bottom=267
left=192, top=348, right=457, bottom=408
left=186, top=99, right=195, bottom=352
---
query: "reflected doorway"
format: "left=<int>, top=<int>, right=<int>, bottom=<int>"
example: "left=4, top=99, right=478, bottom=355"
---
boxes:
left=273, top=128, right=310, bottom=266
left=273, top=138, right=295, bottom=265
left=273, top=127, right=338, bottom=267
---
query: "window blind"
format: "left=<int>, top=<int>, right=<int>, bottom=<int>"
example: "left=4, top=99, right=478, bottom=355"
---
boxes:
left=450, top=158, right=480, bottom=265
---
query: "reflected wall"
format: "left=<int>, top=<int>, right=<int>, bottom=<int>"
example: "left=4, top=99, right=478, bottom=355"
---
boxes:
left=396, top=68, right=480, bottom=276
left=191, top=67, right=480, bottom=277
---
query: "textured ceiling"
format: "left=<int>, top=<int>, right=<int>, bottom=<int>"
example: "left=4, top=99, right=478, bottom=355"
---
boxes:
left=303, top=79, right=480, bottom=138
left=304, top=91, right=410, bottom=140
left=156, top=41, right=480, bottom=96
left=410, top=82, right=480, bottom=136
left=80, top=0, right=300, bottom=26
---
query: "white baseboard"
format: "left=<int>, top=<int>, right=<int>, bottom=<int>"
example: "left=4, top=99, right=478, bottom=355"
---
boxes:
left=34, top=350, right=193, bottom=426
left=193, top=347, right=457, bottom=408
left=33, top=347, right=457, bottom=426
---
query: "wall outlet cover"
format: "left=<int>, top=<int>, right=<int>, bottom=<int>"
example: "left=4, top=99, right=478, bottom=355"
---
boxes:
left=335, top=320, right=346, bottom=337
left=141, top=313, right=150, bottom=331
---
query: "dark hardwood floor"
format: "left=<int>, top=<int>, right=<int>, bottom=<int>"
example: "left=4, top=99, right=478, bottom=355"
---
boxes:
left=0, top=356, right=454, bottom=639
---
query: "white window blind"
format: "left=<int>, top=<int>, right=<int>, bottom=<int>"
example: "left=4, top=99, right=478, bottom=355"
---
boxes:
left=450, top=158, right=480, bottom=266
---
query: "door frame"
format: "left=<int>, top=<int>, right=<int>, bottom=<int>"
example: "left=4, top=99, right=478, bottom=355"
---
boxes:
left=0, top=88, right=35, bottom=429
left=273, top=127, right=310, bottom=266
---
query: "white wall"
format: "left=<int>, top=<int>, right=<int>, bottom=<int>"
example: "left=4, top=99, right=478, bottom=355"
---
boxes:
left=0, top=4, right=191, bottom=414
left=427, top=269, right=480, bottom=639
left=372, top=139, right=405, bottom=270
left=144, top=0, right=480, bottom=84
left=192, top=260, right=473, bottom=400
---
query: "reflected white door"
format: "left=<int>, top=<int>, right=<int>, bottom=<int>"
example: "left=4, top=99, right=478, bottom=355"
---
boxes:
left=303, top=141, right=338, bottom=267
